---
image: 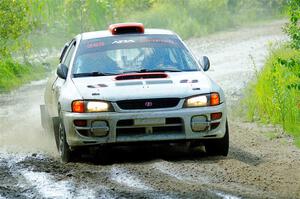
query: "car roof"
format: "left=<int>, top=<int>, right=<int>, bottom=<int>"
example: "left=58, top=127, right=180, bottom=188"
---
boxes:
left=80, top=28, right=176, bottom=40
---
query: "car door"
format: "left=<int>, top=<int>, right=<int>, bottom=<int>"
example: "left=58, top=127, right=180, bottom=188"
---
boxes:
left=52, top=40, right=77, bottom=113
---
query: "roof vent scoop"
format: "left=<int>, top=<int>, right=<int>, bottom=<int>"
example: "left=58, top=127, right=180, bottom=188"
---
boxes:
left=108, top=23, right=144, bottom=35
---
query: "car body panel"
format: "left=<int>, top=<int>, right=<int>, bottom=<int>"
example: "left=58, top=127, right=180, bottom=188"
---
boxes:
left=61, top=102, right=227, bottom=147
left=72, top=72, right=214, bottom=101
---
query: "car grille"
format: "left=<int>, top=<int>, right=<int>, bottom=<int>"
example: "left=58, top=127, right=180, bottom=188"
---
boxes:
left=116, top=98, right=180, bottom=110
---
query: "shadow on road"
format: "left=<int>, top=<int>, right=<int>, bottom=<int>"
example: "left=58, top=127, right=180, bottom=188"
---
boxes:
left=229, top=145, right=263, bottom=166
left=74, top=144, right=226, bottom=165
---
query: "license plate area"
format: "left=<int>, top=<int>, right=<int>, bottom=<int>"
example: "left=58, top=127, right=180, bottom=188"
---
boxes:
left=134, top=118, right=166, bottom=126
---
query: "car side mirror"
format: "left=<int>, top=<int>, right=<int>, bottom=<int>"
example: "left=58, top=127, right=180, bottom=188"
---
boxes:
left=198, top=56, right=210, bottom=72
left=57, top=63, right=68, bottom=79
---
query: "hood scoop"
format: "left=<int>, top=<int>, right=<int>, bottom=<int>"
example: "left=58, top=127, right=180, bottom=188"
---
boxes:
left=115, top=72, right=168, bottom=80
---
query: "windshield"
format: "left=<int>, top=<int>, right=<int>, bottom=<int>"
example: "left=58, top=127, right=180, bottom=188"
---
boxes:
left=72, top=34, right=199, bottom=77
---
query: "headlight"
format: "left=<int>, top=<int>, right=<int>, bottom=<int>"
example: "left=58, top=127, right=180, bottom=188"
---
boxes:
left=186, top=96, right=208, bottom=107
left=87, top=101, right=110, bottom=112
left=72, top=100, right=113, bottom=113
left=184, top=93, right=220, bottom=107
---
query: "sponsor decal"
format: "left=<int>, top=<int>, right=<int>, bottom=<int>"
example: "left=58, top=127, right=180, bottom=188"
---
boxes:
left=112, top=40, right=135, bottom=44
left=143, top=39, right=177, bottom=45
left=86, top=41, right=105, bottom=48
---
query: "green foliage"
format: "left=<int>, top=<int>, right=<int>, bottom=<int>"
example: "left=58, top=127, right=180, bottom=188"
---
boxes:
left=284, top=0, right=300, bottom=49
left=243, top=0, right=300, bottom=147
left=0, top=0, right=47, bottom=92
left=29, top=0, right=288, bottom=44
left=228, top=0, right=288, bottom=21
left=243, top=47, right=300, bottom=147
left=0, top=0, right=36, bottom=58
left=125, top=0, right=233, bottom=39
left=118, top=0, right=287, bottom=39
left=0, top=59, right=46, bottom=92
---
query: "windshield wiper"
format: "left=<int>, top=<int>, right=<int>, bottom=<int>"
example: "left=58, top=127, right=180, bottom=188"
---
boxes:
left=73, top=71, right=117, bottom=78
left=122, top=69, right=182, bottom=74
left=143, top=69, right=182, bottom=72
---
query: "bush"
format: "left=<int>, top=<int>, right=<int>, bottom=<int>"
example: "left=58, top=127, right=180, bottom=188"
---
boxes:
left=124, top=0, right=287, bottom=39
left=0, top=59, right=46, bottom=92
left=31, top=0, right=288, bottom=43
left=243, top=47, right=300, bottom=147
left=284, top=0, right=300, bottom=49
left=0, top=0, right=35, bottom=58
left=243, top=0, right=300, bottom=147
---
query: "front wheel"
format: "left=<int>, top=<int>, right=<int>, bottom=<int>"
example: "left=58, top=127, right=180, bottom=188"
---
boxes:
left=58, top=119, right=73, bottom=163
left=205, top=121, right=229, bottom=156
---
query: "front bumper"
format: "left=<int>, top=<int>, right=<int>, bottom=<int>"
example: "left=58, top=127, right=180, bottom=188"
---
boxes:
left=62, top=103, right=227, bottom=147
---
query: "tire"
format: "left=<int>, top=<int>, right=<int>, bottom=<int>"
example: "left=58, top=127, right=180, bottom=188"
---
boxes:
left=58, top=118, right=73, bottom=163
left=205, top=121, right=229, bottom=156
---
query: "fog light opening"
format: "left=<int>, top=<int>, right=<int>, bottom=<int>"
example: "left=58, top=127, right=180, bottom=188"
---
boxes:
left=191, top=115, right=208, bottom=132
left=74, top=120, right=87, bottom=127
left=210, top=122, right=220, bottom=130
left=91, top=120, right=109, bottom=137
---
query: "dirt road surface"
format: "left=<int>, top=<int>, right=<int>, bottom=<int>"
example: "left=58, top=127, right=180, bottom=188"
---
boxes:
left=1, top=20, right=299, bottom=199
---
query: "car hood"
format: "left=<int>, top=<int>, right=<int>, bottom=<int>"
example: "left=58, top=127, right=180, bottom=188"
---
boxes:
left=72, top=72, right=213, bottom=101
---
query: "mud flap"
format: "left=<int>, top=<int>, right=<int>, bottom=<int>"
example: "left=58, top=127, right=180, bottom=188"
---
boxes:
left=40, top=104, right=49, bottom=129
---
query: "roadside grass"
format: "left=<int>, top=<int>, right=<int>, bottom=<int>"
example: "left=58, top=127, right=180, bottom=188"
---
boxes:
left=242, top=46, right=300, bottom=148
left=0, top=57, right=56, bottom=92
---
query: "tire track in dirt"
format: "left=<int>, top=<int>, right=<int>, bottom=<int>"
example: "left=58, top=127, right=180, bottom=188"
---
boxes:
left=0, top=152, right=101, bottom=199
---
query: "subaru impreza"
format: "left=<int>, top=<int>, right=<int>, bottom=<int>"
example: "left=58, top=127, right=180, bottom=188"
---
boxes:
left=40, top=23, right=229, bottom=162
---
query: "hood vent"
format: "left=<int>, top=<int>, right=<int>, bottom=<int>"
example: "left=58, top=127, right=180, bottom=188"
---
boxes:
left=115, top=72, right=168, bottom=81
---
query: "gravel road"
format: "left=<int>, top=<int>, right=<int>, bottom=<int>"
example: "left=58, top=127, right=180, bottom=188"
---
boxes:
left=0, top=20, right=299, bottom=199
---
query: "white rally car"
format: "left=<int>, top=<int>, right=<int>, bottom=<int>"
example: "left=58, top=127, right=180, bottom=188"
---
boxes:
left=40, top=23, right=229, bottom=162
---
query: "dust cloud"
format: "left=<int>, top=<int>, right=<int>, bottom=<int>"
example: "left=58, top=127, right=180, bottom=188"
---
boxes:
left=0, top=80, right=57, bottom=155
